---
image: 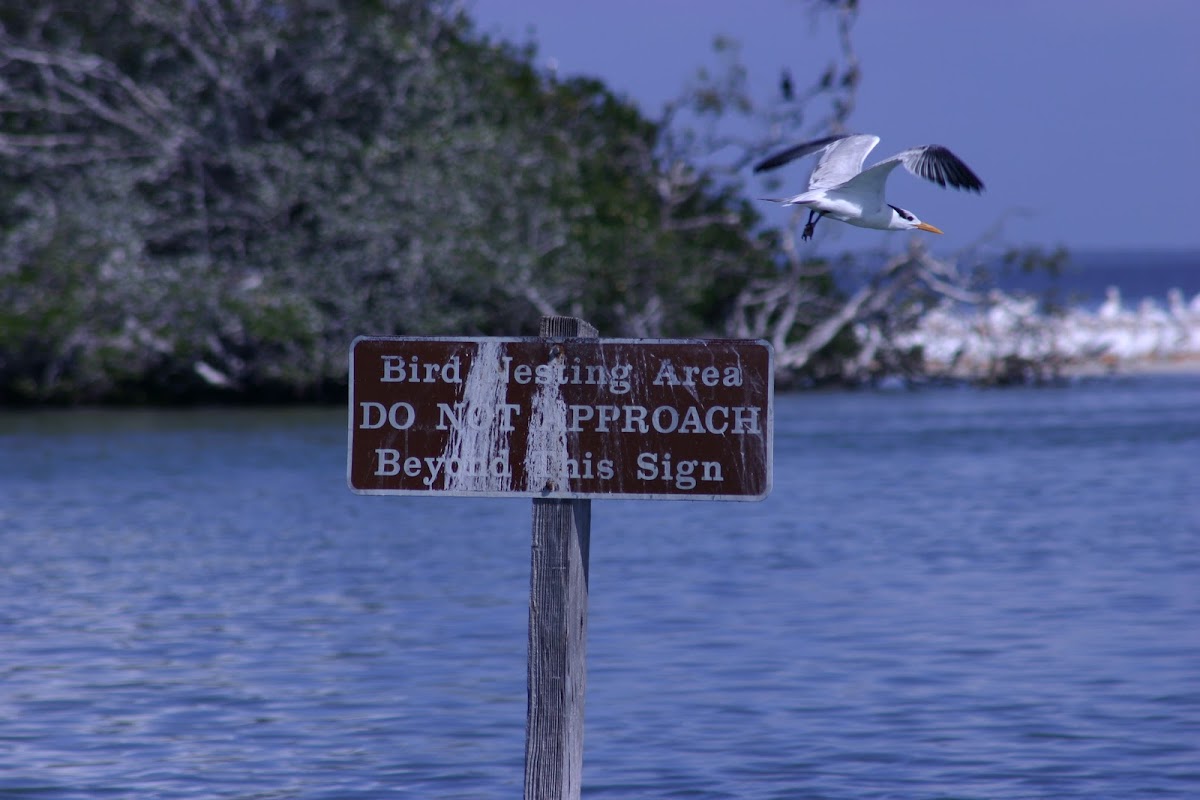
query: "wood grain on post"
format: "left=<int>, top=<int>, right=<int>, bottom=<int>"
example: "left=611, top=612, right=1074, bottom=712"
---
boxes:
left=524, top=315, right=596, bottom=800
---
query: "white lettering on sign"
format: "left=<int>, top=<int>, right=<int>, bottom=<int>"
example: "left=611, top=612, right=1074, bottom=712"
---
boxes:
left=380, top=355, right=463, bottom=384
left=525, top=450, right=617, bottom=481
left=381, top=351, right=637, bottom=395
left=501, top=356, right=633, bottom=394
left=560, top=404, right=759, bottom=434
left=635, top=451, right=725, bottom=490
left=436, top=402, right=523, bottom=432
left=652, top=360, right=743, bottom=388
left=358, top=401, right=416, bottom=430
left=374, top=448, right=513, bottom=485
left=356, top=400, right=760, bottom=437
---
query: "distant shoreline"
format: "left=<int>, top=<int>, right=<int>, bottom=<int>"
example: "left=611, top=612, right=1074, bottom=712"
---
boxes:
left=1062, top=354, right=1200, bottom=378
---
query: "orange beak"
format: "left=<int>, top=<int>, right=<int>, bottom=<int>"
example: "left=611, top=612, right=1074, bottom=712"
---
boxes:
left=916, top=222, right=943, bottom=234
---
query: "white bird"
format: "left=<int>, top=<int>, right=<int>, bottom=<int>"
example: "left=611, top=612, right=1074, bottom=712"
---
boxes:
left=754, top=133, right=984, bottom=240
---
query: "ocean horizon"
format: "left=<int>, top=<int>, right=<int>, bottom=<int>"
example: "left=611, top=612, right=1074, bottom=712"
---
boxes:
left=837, top=247, right=1200, bottom=310
left=997, top=248, right=1200, bottom=308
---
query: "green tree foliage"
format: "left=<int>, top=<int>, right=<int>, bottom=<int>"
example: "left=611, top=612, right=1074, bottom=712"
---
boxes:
left=0, top=0, right=780, bottom=403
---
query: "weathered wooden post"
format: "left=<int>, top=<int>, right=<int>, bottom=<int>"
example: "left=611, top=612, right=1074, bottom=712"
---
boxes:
left=524, top=315, right=596, bottom=800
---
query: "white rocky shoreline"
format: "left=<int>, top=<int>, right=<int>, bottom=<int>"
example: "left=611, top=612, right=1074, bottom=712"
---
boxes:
left=895, top=286, right=1200, bottom=381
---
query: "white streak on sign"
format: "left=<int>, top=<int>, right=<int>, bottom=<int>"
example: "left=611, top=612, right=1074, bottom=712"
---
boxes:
left=440, top=340, right=513, bottom=492
left=524, top=352, right=571, bottom=493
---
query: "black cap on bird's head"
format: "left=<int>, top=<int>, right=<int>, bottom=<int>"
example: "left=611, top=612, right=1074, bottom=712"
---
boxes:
left=888, top=203, right=942, bottom=234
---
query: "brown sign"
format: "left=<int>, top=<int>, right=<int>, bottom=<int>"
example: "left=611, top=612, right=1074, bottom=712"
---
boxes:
left=347, top=337, right=772, bottom=500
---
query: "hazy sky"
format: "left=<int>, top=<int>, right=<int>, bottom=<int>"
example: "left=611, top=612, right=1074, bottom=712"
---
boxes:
left=468, top=1, right=1200, bottom=253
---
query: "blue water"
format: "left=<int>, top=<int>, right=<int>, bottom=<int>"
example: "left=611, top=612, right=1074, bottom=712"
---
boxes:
left=1, top=376, right=1198, bottom=799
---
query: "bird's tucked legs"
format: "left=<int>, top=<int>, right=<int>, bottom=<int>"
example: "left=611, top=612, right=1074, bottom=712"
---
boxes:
left=801, top=209, right=821, bottom=241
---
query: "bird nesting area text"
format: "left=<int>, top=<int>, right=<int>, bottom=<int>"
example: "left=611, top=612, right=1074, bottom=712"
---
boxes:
left=347, top=337, right=773, bottom=500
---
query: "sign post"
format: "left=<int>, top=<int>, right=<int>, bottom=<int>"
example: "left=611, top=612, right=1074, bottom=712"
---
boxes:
left=524, top=315, right=595, bottom=800
left=348, top=318, right=773, bottom=799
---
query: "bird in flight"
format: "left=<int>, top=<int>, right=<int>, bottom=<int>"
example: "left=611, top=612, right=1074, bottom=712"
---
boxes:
left=754, top=134, right=984, bottom=240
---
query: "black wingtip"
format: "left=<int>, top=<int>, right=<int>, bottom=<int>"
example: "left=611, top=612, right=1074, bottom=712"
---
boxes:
left=752, top=154, right=789, bottom=174
left=752, top=134, right=848, bottom=174
left=920, top=145, right=985, bottom=193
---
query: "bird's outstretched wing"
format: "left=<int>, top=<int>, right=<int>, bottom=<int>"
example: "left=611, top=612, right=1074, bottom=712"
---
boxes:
left=753, top=134, right=884, bottom=192
left=807, top=135, right=882, bottom=190
left=879, top=145, right=985, bottom=192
